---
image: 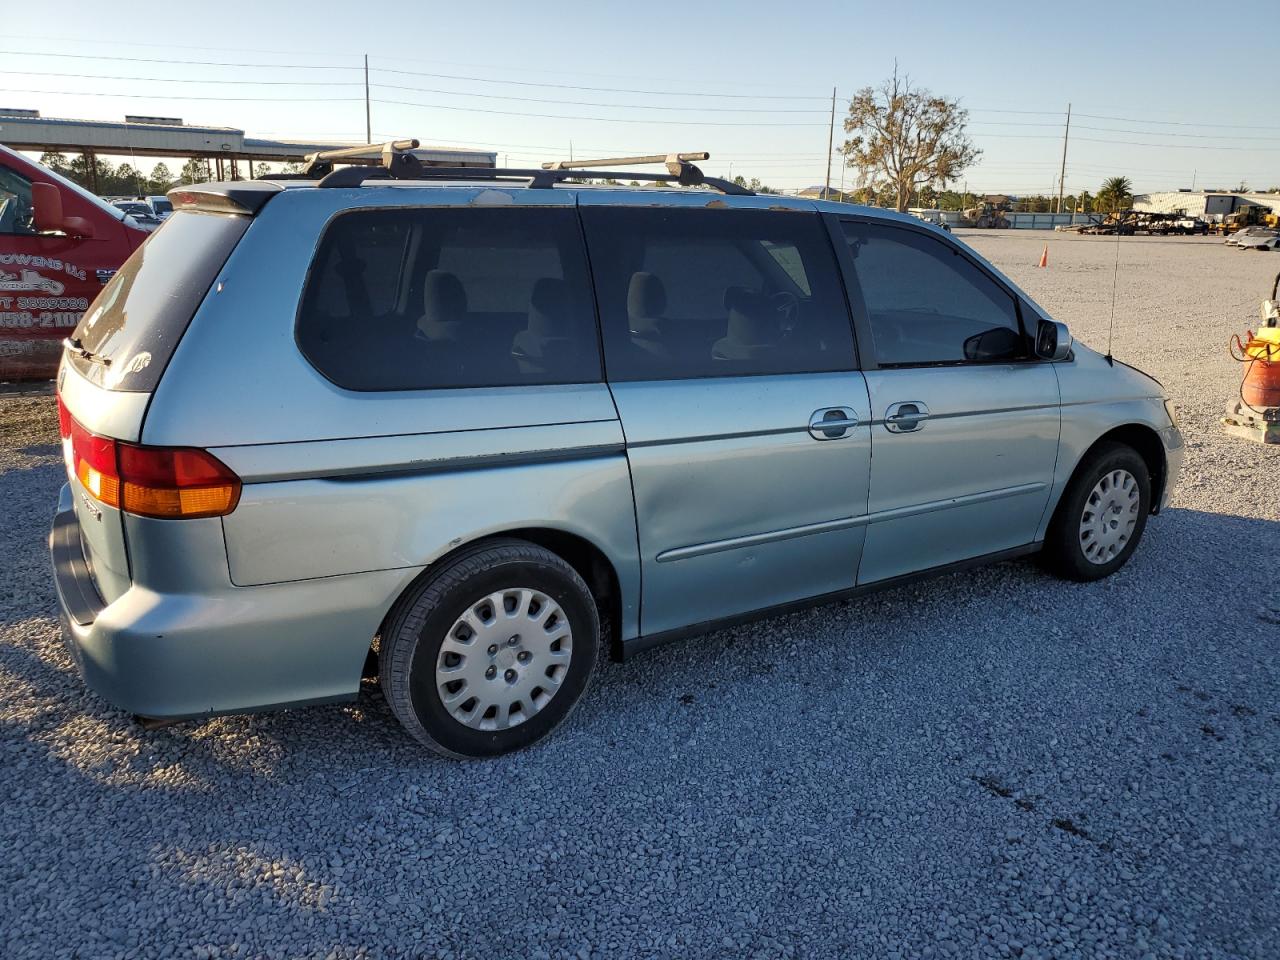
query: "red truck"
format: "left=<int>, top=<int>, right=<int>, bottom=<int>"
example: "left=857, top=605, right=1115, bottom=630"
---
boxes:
left=0, top=144, right=150, bottom=381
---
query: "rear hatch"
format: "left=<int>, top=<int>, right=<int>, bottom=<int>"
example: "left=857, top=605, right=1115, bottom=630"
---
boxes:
left=57, top=209, right=250, bottom=603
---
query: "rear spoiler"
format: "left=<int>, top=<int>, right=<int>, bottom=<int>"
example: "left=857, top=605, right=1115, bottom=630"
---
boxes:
left=167, top=181, right=282, bottom=216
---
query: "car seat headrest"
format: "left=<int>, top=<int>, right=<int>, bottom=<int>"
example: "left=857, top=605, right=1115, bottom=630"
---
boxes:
left=419, top=270, right=468, bottom=339
left=714, top=287, right=782, bottom=360
left=627, top=272, right=667, bottom=335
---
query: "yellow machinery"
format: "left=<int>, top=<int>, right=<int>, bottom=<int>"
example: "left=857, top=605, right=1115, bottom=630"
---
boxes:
left=962, top=200, right=1010, bottom=229
left=1222, top=272, right=1280, bottom=444
left=1211, top=205, right=1279, bottom=236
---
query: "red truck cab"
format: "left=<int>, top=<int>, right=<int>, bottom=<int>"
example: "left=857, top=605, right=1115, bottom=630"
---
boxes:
left=0, top=144, right=150, bottom=381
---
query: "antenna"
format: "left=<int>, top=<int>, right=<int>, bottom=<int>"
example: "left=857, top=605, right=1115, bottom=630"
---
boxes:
left=1105, top=223, right=1121, bottom=365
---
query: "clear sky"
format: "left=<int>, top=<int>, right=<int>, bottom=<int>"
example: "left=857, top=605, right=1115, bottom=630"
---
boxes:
left=3, top=0, right=1277, bottom=196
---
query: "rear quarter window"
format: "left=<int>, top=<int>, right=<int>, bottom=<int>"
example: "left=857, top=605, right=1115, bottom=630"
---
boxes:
left=295, top=206, right=601, bottom=391
left=68, top=211, right=249, bottom=391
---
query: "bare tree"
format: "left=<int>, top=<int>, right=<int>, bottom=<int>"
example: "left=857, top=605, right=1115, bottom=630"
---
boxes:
left=841, top=68, right=979, bottom=212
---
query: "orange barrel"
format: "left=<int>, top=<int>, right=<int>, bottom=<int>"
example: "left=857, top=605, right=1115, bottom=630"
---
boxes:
left=1239, top=328, right=1280, bottom=408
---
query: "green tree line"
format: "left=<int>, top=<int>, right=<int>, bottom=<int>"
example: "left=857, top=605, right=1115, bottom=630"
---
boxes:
left=39, top=151, right=191, bottom=195
left=37, top=152, right=297, bottom=195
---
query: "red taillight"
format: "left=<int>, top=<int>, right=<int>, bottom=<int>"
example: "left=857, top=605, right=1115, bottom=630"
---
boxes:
left=117, top=444, right=241, bottom=518
left=63, top=410, right=240, bottom=519
left=56, top=395, right=72, bottom=439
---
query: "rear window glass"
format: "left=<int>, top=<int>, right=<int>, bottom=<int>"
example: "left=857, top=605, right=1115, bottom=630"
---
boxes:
left=296, top=206, right=601, bottom=391
left=68, top=211, right=249, bottom=391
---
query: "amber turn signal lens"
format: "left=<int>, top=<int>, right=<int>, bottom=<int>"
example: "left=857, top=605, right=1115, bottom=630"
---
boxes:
left=62, top=408, right=241, bottom=519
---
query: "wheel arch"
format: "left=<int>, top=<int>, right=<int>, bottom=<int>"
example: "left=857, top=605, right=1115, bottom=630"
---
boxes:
left=1058, top=423, right=1168, bottom=520
left=366, top=527, right=626, bottom=679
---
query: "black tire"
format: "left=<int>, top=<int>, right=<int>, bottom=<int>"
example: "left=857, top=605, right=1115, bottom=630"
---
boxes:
left=1040, top=441, right=1151, bottom=582
left=379, top=538, right=600, bottom=758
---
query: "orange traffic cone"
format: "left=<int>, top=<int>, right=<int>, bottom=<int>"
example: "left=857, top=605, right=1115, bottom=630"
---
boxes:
left=1037, top=244, right=1049, bottom=268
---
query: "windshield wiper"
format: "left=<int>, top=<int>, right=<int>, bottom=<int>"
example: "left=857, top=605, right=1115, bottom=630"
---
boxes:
left=62, top=337, right=111, bottom=367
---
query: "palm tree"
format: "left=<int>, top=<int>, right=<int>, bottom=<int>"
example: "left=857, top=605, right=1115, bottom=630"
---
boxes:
left=1097, top=176, right=1134, bottom=213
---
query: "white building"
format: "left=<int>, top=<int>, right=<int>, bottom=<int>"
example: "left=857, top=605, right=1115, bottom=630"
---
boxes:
left=1133, top=190, right=1280, bottom=220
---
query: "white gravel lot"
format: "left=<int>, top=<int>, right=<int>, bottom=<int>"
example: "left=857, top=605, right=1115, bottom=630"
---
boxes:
left=1, top=231, right=1277, bottom=960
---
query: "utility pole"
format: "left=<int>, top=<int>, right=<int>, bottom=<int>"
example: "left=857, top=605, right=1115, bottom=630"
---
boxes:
left=1056, top=102, right=1071, bottom=214
left=824, top=86, right=836, bottom=200
left=364, top=54, right=372, bottom=144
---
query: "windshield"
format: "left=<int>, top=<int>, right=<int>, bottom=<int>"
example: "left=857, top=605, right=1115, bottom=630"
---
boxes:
left=67, top=210, right=249, bottom=391
left=151, top=198, right=173, bottom=214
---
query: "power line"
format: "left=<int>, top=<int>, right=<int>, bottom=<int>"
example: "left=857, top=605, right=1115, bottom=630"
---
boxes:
left=0, top=69, right=360, bottom=87
left=1076, top=111, right=1280, bottom=132
left=0, top=87, right=362, bottom=102
left=0, top=49, right=357, bottom=70
left=1072, top=124, right=1280, bottom=142
left=1072, top=135, right=1273, bottom=152
left=371, top=82, right=827, bottom=113
left=375, top=98, right=825, bottom=126
left=372, top=66, right=828, bottom=100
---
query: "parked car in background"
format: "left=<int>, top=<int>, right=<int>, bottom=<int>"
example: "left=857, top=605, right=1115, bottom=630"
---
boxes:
left=0, top=144, right=149, bottom=380
left=1225, top=226, right=1275, bottom=246
left=50, top=161, right=1183, bottom=758
left=911, top=209, right=952, bottom=232
left=146, top=195, right=174, bottom=220
left=1235, top=232, right=1279, bottom=251
left=107, top=199, right=162, bottom=231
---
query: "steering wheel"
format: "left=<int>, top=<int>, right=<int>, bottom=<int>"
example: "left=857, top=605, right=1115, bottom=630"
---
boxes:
left=770, top=291, right=800, bottom=332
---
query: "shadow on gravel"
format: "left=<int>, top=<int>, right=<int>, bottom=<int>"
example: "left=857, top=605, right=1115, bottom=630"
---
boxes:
left=18, top=443, right=60, bottom=458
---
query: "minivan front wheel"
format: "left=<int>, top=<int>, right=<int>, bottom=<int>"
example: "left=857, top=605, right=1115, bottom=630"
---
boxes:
left=1041, top=441, right=1151, bottom=582
left=379, top=539, right=600, bottom=758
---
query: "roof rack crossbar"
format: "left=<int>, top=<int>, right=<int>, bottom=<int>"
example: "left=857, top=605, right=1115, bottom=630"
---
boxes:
left=302, top=138, right=421, bottom=176
left=314, top=163, right=752, bottom=195
left=542, top=152, right=710, bottom=176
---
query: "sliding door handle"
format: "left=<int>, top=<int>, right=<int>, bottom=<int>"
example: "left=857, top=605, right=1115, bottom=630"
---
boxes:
left=809, top=407, right=860, bottom=440
left=884, top=401, right=930, bottom=433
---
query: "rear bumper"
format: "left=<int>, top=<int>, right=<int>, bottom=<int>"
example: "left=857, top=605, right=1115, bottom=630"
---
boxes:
left=49, top=483, right=408, bottom=720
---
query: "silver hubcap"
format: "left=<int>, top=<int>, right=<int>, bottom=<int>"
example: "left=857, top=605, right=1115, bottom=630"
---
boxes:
left=435, top=587, right=572, bottom=731
left=1079, top=469, right=1140, bottom=564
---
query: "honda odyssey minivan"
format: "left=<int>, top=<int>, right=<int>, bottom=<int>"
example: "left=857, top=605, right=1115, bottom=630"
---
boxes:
left=50, top=151, right=1183, bottom=758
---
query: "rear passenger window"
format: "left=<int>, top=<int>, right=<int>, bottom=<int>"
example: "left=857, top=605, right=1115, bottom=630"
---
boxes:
left=581, top=208, right=855, bottom=381
left=840, top=221, right=1026, bottom=366
left=297, top=207, right=600, bottom=391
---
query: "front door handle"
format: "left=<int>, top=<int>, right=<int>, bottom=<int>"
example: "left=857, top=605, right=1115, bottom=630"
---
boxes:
left=884, top=401, right=930, bottom=433
left=808, top=407, right=860, bottom=440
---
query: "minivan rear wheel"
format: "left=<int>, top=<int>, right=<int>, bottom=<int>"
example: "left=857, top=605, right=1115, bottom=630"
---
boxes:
left=1041, top=441, right=1151, bottom=582
left=379, top=539, right=600, bottom=758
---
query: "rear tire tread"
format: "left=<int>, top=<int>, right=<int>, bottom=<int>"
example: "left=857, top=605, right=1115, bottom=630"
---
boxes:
left=378, top=538, right=599, bottom=759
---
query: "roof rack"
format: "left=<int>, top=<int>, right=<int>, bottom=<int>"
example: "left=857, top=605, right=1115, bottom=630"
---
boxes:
left=541, top=152, right=709, bottom=174
left=302, top=138, right=421, bottom=175
left=258, top=140, right=752, bottom=195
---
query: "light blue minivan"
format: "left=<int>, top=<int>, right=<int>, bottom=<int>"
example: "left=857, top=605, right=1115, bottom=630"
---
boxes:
left=50, top=151, right=1183, bottom=757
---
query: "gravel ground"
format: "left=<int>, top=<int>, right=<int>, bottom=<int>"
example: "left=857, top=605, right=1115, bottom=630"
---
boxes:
left=1, top=231, right=1278, bottom=959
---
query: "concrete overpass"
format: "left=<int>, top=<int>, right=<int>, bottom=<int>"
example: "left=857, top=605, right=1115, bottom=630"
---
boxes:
left=0, top=111, right=496, bottom=189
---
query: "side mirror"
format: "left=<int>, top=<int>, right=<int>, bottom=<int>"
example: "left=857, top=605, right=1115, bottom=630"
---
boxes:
left=31, top=182, right=63, bottom=232
left=1035, top=318, right=1072, bottom=361
left=31, top=182, right=94, bottom=238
